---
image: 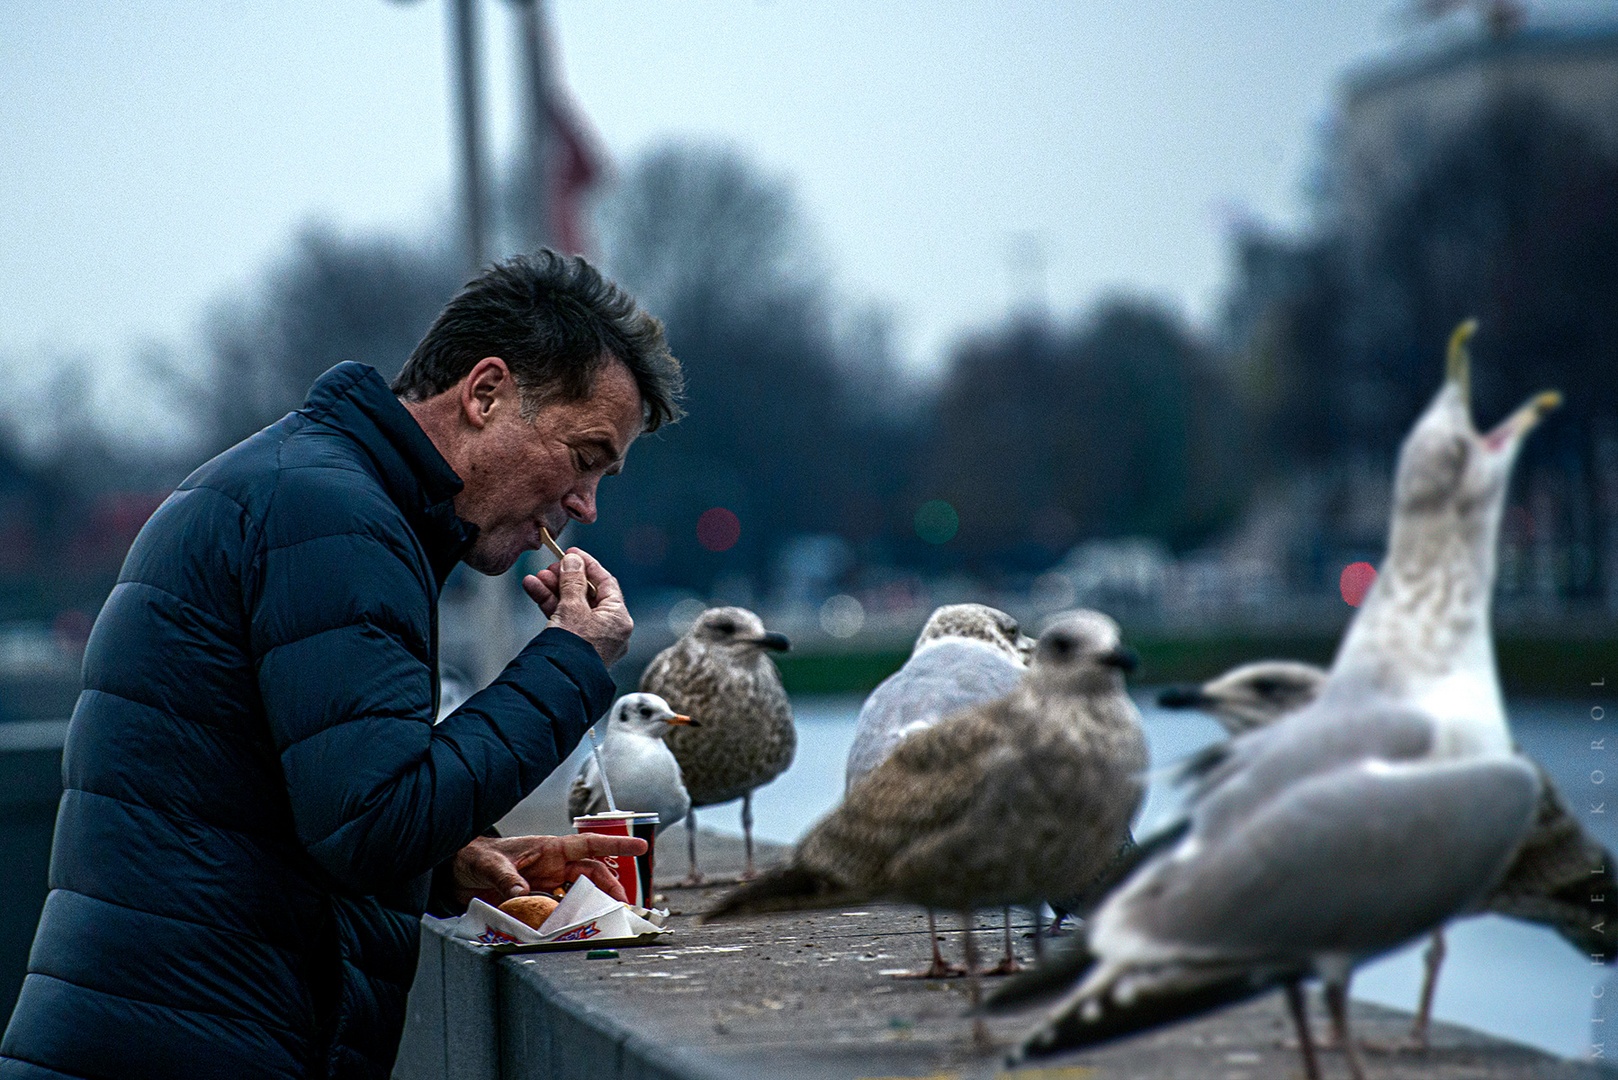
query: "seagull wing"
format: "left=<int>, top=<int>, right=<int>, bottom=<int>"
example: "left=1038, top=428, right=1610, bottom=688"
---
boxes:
left=1116, top=756, right=1540, bottom=961
left=1486, top=762, right=1618, bottom=960
left=568, top=754, right=602, bottom=820
left=1021, top=753, right=1540, bottom=1059
left=847, top=642, right=1023, bottom=787
left=803, top=701, right=1015, bottom=895
left=703, top=701, right=1019, bottom=921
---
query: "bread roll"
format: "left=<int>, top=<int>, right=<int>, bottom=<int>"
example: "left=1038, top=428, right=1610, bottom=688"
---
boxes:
left=499, top=894, right=559, bottom=930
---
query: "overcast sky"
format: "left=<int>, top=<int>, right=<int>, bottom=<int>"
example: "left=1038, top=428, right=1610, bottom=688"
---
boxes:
left=4, top=1, right=1594, bottom=414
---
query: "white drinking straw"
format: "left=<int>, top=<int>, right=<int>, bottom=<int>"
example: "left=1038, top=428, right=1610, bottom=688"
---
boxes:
left=587, top=727, right=618, bottom=813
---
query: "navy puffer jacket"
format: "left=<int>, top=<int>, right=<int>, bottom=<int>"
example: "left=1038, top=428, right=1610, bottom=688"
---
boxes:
left=0, top=363, right=615, bottom=1079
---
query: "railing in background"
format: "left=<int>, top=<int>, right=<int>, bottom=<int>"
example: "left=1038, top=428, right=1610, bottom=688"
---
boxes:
left=0, top=720, right=67, bottom=1026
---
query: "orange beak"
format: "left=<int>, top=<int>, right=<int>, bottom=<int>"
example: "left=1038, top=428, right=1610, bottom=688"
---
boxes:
left=668, top=714, right=697, bottom=727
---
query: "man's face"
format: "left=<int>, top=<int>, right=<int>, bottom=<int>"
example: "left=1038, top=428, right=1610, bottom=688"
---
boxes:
left=455, top=358, right=644, bottom=575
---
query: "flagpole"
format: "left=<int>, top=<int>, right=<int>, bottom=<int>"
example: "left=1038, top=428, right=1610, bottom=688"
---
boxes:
left=445, top=0, right=520, bottom=689
left=513, top=0, right=556, bottom=252
left=447, top=0, right=489, bottom=272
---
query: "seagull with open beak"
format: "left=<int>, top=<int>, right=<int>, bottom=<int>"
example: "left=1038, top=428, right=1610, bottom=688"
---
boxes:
left=1006, top=321, right=1560, bottom=1080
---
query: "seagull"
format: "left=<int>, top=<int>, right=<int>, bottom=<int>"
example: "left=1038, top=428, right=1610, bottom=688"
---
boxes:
left=845, top=603, right=1030, bottom=977
left=846, top=602, right=1026, bottom=790
left=568, top=693, right=697, bottom=834
left=1011, top=322, right=1560, bottom=1080
left=1156, top=660, right=1328, bottom=735
left=640, top=606, right=793, bottom=883
left=1158, top=658, right=1618, bottom=1049
left=704, top=609, right=1147, bottom=1040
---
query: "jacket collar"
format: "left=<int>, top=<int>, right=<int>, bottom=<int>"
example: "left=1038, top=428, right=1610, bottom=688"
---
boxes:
left=298, top=362, right=478, bottom=586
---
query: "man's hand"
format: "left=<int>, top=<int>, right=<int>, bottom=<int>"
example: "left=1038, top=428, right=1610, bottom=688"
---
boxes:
left=523, top=548, right=633, bottom=666
left=450, top=833, right=648, bottom=909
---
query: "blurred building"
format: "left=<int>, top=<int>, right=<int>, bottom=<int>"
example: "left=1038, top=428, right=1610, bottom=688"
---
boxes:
left=1335, top=11, right=1618, bottom=240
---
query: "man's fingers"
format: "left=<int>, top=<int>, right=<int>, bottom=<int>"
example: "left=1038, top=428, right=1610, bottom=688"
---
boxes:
left=562, top=832, right=647, bottom=860
left=556, top=553, right=589, bottom=608
left=472, top=846, right=530, bottom=899
left=522, top=573, right=559, bottom=616
left=566, top=858, right=628, bottom=902
left=571, top=548, right=624, bottom=604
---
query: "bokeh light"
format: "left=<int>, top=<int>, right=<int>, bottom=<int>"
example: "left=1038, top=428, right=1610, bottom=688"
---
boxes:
left=667, top=598, right=708, bottom=636
left=1340, top=561, right=1377, bottom=607
left=914, top=500, right=959, bottom=545
left=697, top=507, right=741, bottom=552
left=1032, top=571, right=1077, bottom=611
left=819, top=594, right=865, bottom=638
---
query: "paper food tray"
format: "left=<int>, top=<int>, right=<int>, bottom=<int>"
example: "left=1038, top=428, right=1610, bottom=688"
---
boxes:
left=480, top=930, right=667, bottom=954
left=444, top=876, right=669, bottom=953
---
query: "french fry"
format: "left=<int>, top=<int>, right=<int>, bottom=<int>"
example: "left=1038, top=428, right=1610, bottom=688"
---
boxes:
left=539, top=526, right=598, bottom=599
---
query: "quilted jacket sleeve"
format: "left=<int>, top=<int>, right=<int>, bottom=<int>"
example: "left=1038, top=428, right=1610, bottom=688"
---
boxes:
left=249, top=466, right=615, bottom=896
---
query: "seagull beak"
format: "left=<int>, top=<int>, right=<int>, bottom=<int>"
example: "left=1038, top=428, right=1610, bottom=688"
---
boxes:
left=1484, top=389, right=1562, bottom=451
left=1157, top=685, right=1212, bottom=710
left=750, top=632, right=791, bottom=652
left=1446, top=318, right=1476, bottom=408
left=666, top=714, right=698, bottom=727
left=1099, top=647, right=1139, bottom=673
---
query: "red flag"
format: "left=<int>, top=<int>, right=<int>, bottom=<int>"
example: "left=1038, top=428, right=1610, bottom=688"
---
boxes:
left=544, top=91, right=602, bottom=256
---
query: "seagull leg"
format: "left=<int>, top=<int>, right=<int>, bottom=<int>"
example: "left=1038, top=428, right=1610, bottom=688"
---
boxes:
left=894, top=910, right=966, bottom=978
left=1410, top=929, right=1445, bottom=1049
left=960, top=909, right=991, bottom=1048
left=1324, top=977, right=1368, bottom=1080
left=1284, top=980, right=1322, bottom=1080
left=1032, top=905, right=1046, bottom=963
left=987, top=906, right=1022, bottom=975
left=741, top=792, right=756, bottom=880
left=681, top=809, right=704, bottom=886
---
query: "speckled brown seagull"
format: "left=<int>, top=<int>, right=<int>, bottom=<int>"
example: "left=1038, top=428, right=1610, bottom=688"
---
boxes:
left=640, top=606, right=793, bottom=883
left=845, top=602, right=1031, bottom=978
left=704, top=609, right=1147, bottom=1039
left=1158, top=658, right=1618, bottom=1050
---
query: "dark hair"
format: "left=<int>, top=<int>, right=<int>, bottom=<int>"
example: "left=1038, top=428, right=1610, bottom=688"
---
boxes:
left=392, top=250, right=684, bottom=431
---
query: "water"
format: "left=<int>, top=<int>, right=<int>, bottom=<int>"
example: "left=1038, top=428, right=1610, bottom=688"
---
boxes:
left=731, top=691, right=1613, bottom=1062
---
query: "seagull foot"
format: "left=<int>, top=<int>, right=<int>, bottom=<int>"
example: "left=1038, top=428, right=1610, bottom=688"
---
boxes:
left=985, top=956, right=1024, bottom=976
left=1358, top=1034, right=1430, bottom=1055
left=891, top=960, right=969, bottom=979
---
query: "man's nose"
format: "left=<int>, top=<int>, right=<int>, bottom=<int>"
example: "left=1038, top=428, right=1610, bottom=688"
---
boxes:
left=564, top=486, right=598, bottom=525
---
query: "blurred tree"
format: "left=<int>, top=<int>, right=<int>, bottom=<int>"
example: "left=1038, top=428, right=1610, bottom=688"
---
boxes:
left=190, top=226, right=462, bottom=454
left=590, top=144, right=913, bottom=596
left=1225, top=92, right=1618, bottom=601
left=1221, top=228, right=1354, bottom=469
left=922, top=299, right=1248, bottom=569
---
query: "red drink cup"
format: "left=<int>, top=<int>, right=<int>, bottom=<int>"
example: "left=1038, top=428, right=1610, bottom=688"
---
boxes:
left=573, top=812, right=659, bottom=907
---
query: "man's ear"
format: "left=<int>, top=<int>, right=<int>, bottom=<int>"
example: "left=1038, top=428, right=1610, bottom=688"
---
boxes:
left=460, top=357, right=513, bottom=430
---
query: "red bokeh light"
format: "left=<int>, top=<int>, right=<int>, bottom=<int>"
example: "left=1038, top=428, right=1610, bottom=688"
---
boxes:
left=1340, top=561, right=1377, bottom=607
left=696, top=508, right=741, bottom=552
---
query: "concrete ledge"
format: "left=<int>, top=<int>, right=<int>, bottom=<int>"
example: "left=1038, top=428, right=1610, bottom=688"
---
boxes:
left=396, top=830, right=1605, bottom=1080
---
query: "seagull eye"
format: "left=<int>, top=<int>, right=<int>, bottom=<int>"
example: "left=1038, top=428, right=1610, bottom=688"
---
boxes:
left=639, top=705, right=652, bottom=717
left=713, top=620, right=736, bottom=635
left=1251, top=679, right=1279, bottom=695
